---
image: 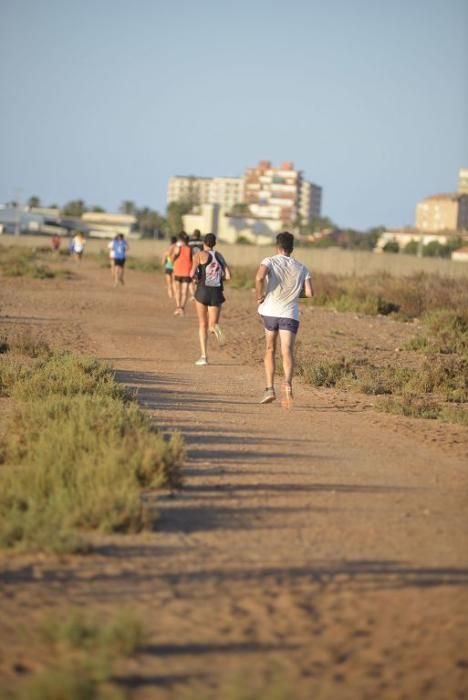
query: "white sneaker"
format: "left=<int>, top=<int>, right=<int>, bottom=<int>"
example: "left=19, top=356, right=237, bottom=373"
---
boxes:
left=195, top=356, right=208, bottom=366
left=212, top=324, right=225, bottom=346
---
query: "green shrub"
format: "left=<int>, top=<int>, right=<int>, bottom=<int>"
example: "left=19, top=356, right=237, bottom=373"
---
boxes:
left=423, top=240, right=450, bottom=258
left=297, top=357, right=358, bottom=387
left=0, top=348, right=184, bottom=552
left=406, top=310, right=468, bottom=355
left=382, top=240, right=399, bottom=253
left=229, top=266, right=256, bottom=289
left=403, top=240, right=420, bottom=255
left=298, top=354, right=467, bottom=423
left=307, top=272, right=468, bottom=319
left=0, top=610, right=144, bottom=700
left=379, top=395, right=441, bottom=420
left=125, top=256, right=161, bottom=272
left=0, top=245, right=72, bottom=279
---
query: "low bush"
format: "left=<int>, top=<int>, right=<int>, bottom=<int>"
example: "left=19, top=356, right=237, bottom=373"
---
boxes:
left=125, top=255, right=161, bottom=272
left=0, top=609, right=144, bottom=700
left=229, top=265, right=256, bottom=290
left=0, top=245, right=72, bottom=279
left=0, top=345, right=184, bottom=552
left=297, top=357, right=358, bottom=388
left=306, top=272, right=468, bottom=319
left=406, top=310, right=468, bottom=355
left=297, top=355, right=467, bottom=423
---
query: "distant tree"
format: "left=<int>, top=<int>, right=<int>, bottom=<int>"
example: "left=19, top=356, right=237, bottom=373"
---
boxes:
left=341, top=227, right=383, bottom=251
left=360, top=226, right=385, bottom=250
left=91, top=205, right=106, bottom=213
left=383, top=240, right=399, bottom=254
left=309, top=234, right=340, bottom=248
left=166, top=200, right=194, bottom=234
left=303, top=216, right=335, bottom=234
left=62, top=200, right=87, bottom=217
left=28, top=195, right=41, bottom=208
left=230, top=203, right=251, bottom=216
left=446, top=236, right=464, bottom=252
left=120, top=200, right=137, bottom=215
left=403, top=240, right=419, bottom=255
left=423, top=241, right=451, bottom=258
left=137, top=207, right=167, bottom=238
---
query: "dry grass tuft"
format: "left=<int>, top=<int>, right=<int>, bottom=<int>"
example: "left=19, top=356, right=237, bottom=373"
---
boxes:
left=0, top=340, right=184, bottom=553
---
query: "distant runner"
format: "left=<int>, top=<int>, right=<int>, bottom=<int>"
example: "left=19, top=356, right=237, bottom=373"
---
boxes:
left=172, top=232, right=192, bottom=316
left=72, top=232, right=86, bottom=262
left=188, top=229, right=204, bottom=301
left=111, top=234, right=129, bottom=286
left=108, top=235, right=117, bottom=279
left=51, top=234, right=61, bottom=253
left=162, top=235, right=178, bottom=299
left=255, top=231, right=313, bottom=407
left=190, top=233, right=231, bottom=366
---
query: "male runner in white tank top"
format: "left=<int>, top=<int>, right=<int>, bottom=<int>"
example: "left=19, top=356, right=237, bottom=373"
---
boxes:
left=255, top=232, right=314, bottom=407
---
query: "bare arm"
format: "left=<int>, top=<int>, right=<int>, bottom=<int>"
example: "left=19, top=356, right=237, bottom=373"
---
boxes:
left=223, top=264, right=231, bottom=281
left=255, top=264, right=269, bottom=304
left=304, top=277, right=314, bottom=298
left=170, top=244, right=180, bottom=263
left=190, top=252, right=201, bottom=279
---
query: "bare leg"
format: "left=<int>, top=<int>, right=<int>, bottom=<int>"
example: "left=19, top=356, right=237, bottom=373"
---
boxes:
left=179, top=282, right=189, bottom=311
left=166, top=273, right=174, bottom=298
left=207, top=305, right=221, bottom=331
left=174, top=281, right=182, bottom=312
left=196, top=301, right=208, bottom=358
left=279, top=329, right=296, bottom=385
left=264, top=330, right=278, bottom=388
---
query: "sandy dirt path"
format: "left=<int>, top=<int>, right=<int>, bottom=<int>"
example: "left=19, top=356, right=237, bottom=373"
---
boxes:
left=1, top=260, right=467, bottom=699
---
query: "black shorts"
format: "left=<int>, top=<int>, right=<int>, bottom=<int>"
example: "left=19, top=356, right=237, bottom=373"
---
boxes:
left=174, top=275, right=192, bottom=283
left=195, top=286, right=225, bottom=307
left=165, top=268, right=173, bottom=276
left=261, top=315, right=299, bottom=334
left=114, top=258, right=126, bottom=267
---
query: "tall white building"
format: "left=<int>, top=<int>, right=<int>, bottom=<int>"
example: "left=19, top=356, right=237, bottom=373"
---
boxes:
left=167, top=176, right=245, bottom=211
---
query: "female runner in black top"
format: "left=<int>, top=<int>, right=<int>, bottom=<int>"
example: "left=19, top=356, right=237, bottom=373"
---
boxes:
left=190, top=233, right=231, bottom=365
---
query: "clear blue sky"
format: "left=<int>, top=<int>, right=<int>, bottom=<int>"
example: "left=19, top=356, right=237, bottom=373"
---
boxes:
left=1, top=0, right=467, bottom=229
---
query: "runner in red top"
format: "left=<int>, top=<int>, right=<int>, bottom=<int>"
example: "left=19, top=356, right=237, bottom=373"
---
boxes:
left=171, top=232, right=192, bottom=316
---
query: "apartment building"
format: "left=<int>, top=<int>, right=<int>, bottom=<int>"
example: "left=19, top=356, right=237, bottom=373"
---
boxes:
left=244, top=160, right=321, bottom=225
left=167, top=175, right=244, bottom=210
left=459, top=168, right=468, bottom=194
left=416, top=193, right=468, bottom=232
left=299, top=179, right=322, bottom=224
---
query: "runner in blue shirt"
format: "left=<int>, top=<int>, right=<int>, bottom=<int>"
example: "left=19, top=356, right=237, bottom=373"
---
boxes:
left=111, top=234, right=129, bottom=286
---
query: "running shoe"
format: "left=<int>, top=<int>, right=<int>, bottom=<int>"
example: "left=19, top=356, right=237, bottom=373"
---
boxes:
left=260, top=387, right=276, bottom=404
left=281, top=382, right=293, bottom=409
left=212, top=324, right=225, bottom=346
left=195, top=356, right=208, bottom=366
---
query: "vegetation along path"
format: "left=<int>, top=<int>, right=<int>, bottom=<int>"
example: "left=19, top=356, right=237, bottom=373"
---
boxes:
left=0, top=256, right=467, bottom=700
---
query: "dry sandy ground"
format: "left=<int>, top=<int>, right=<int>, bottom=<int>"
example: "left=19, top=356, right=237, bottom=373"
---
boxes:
left=0, top=258, right=468, bottom=699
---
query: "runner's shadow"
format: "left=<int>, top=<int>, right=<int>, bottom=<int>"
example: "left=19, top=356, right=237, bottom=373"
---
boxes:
left=4, top=560, right=467, bottom=592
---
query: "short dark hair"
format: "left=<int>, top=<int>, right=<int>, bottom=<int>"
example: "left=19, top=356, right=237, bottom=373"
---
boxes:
left=178, top=231, right=189, bottom=244
left=276, top=231, right=294, bottom=253
left=170, top=235, right=177, bottom=244
left=204, top=233, right=216, bottom=248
